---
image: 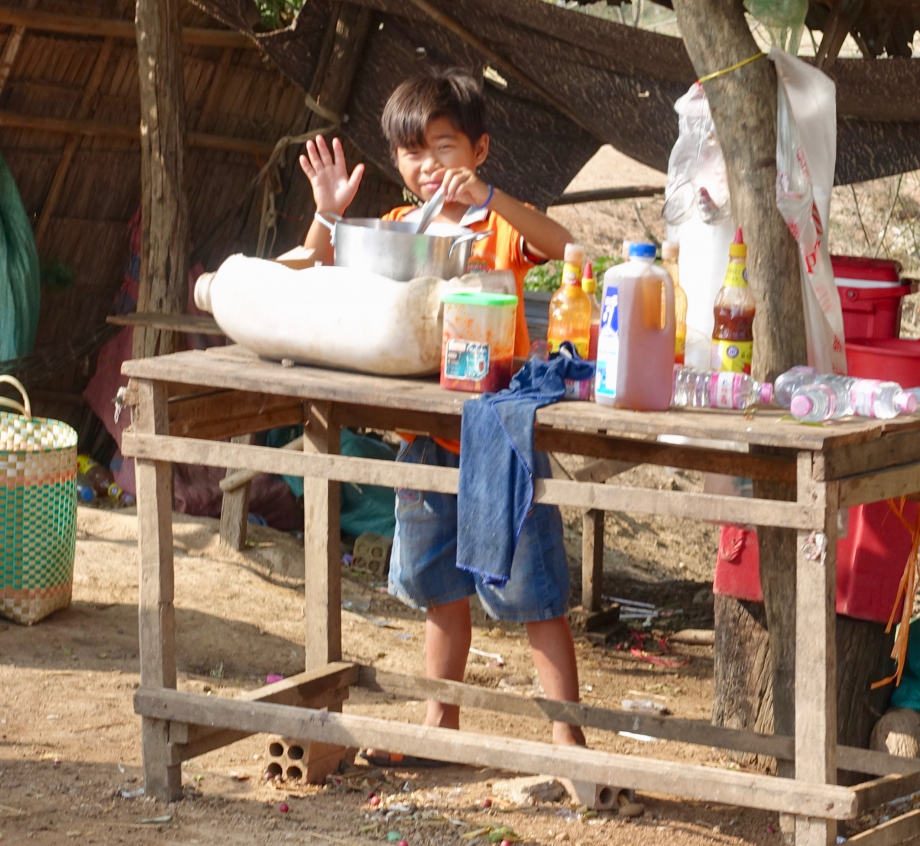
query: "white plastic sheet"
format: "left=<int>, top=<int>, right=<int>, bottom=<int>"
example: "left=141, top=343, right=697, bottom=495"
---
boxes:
left=771, top=47, right=847, bottom=374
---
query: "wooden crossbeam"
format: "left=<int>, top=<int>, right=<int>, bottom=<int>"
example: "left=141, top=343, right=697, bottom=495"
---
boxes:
left=134, top=686, right=859, bottom=820
left=0, top=6, right=255, bottom=48
left=847, top=809, right=920, bottom=846
left=549, top=186, right=664, bottom=206
left=121, top=431, right=823, bottom=529
left=167, top=663, right=358, bottom=765
left=358, top=667, right=920, bottom=779
left=0, top=111, right=275, bottom=157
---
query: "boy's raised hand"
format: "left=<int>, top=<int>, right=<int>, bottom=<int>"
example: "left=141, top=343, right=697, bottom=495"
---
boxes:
left=439, top=167, right=490, bottom=208
left=299, top=136, right=365, bottom=216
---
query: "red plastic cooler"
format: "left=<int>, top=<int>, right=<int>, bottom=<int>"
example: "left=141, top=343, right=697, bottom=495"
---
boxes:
left=832, top=255, right=909, bottom=340
left=714, top=502, right=917, bottom=622
left=714, top=256, right=918, bottom=624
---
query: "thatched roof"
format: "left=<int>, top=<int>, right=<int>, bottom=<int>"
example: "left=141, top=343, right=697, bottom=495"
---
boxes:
left=196, top=0, right=920, bottom=210
left=0, top=0, right=403, bottom=424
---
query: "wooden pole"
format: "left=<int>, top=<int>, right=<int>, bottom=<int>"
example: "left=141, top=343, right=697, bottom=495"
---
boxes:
left=134, top=0, right=190, bottom=359
left=670, top=2, right=809, bottom=840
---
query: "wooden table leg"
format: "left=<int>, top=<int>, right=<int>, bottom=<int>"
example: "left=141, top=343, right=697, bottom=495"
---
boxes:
left=582, top=509, right=604, bottom=612
left=219, top=434, right=254, bottom=550
left=795, top=452, right=839, bottom=846
left=135, top=379, right=182, bottom=801
left=301, top=401, right=347, bottom=782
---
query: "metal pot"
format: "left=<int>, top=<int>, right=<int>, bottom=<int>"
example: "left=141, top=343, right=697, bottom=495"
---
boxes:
left=314, top=212, right=491, bottom=281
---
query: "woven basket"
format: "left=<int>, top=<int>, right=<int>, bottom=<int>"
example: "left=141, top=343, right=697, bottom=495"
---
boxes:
left=0, top=375, right=78, bottom=625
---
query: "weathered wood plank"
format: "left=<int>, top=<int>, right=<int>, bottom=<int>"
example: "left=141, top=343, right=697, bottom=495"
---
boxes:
left=121, top=432, right=824, bottom=529
left=133, top=687, right=858, bottom=819
left=0, top=6, right=257, bottom=47
left=121, top=348, right=917, bottom=452
left=220, top=436, right=305, bottom=492
left=167, top=391, right=303, bottom=440
left=795, top=452, right=839, bottom=846
left=846, top=809, right=920, bottom=846
left=134, top=379, right=181, bottom=801
left=219, top=434, right=253, bottom=551
left=301, top=401, right=347, bottom=782
left=853, top=769, right=920, bottom=812
left=167, top=664, right=357, bottom=763
left=582, top=509, right=605, bottom=612
left=357, top=667, right=918, bottom=778
left=819, top=426, right=920, bottom=481
left=838, top=460, right=920, bottom=509
left=108, top=312, right=222, bottom=335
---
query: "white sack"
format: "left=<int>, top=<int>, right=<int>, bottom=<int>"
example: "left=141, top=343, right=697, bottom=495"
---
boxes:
left=195, top=255, right=515, bottom=377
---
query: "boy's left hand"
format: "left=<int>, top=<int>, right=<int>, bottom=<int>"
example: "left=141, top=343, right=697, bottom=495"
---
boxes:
left=438, top=167, right=490, bottom=207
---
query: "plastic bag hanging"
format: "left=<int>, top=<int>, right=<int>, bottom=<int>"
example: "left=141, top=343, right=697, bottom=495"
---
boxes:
left=744, top=0, right=807, bottom=55
left=772, top=48, right=847, bottom=374
left=663, top=83, right=732, bottom=228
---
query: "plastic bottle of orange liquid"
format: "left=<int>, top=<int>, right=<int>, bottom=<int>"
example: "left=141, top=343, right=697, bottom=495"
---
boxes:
left=609, top=243, right=675, bottom=411
left=581, top=261, right=601, bottom=360
left=547, top=243, right=591, bottom=359
left=661, top=241, right=687, bottom=365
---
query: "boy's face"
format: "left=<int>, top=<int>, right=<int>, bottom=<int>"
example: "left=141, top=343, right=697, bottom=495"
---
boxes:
left=394, top=116, right=489, bottom=201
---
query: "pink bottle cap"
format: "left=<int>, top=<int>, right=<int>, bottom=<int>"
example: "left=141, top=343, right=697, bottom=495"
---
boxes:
left=897, top=392, right=918, bottom=415
left=790, top=394, right=814, bottom=418
left=760, top=383, right=774, bottom=404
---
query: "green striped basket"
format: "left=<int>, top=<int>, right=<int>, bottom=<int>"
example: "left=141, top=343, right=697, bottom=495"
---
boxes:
left=0, top=375, right=78, bottom=625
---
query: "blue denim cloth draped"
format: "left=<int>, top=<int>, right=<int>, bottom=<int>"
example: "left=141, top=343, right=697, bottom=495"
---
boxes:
left=456, top=355, right=595, bottom=586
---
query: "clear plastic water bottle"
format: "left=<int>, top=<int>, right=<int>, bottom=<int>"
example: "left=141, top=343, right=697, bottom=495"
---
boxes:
left=76, top=474, right=95, bottom=503
left=791, top=379, right=917, bottom=421
left=850, top=380, right=917, bottom=419
left=790, top=383, right=849, bottom=422
left=773, top=365, right=817, bottom=409
left=672, top=366, right=773, bottom=410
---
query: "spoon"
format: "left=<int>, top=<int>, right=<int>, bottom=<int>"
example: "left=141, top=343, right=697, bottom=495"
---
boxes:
left=415, top=187, right=445, bottom=234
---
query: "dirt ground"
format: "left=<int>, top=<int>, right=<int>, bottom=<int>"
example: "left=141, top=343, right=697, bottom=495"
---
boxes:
left=4, top=149, right=920, bottom=845
left=2, top=486, right=764, bottom=846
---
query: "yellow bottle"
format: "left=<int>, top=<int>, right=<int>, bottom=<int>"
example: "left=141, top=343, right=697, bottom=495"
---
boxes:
left=581, top=261, right=601, bottom=361
left=661, top=241, right=687, bottom=365
left=547, top=243, right=591, bottom=358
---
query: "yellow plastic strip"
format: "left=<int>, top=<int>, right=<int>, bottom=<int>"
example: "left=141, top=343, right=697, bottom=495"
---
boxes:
left=698, top=52, right=765, bottom=84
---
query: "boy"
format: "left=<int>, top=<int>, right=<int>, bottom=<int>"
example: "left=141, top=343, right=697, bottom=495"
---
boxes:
left=299, top=68, right=585, bottom=760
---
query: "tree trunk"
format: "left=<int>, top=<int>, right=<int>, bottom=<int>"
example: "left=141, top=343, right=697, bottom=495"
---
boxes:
left=134, top=0, right=189, bottom=359
left=714, top=595, right=893, bottom=779
left=672, top=0, right=807, bottom=755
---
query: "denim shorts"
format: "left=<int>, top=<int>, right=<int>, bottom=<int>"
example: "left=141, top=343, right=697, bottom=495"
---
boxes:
left=389, top=437, right=570, bottom=622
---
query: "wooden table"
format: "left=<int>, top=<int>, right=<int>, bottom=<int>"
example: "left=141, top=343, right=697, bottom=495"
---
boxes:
left=122, top=345, right=920, bottom=846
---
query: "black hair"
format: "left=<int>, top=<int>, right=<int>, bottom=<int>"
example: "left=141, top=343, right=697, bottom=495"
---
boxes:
left=381, top=68, right=487, bottom=152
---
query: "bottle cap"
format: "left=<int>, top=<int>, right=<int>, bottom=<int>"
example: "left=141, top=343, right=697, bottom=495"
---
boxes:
left=564, top=243, right=585, bottom=264
left=790, top=394, right=814, bottom=418
left=897, top=392, right=918, bottom=415
left=760, top=383, right=774, bottom=404
left=662, top=241, right=679, bottom=260
left=729, top=227, right=747, bottom=258
left=581, top=261, right=596, bottom=294
left=629, top=243, right=657, bottom=259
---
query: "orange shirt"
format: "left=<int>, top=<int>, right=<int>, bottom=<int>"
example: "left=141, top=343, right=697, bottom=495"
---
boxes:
left=383, top=205, right=536, bottom=358
left=383, top=204, right=541, bottom=455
